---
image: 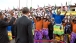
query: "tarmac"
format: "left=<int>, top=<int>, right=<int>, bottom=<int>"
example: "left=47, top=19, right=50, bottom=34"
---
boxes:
left=10, top=39, right=53, bottom=43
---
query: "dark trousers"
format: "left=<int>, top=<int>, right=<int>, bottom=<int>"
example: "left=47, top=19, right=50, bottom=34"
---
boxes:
left=48, top=23, right=53, bottom=40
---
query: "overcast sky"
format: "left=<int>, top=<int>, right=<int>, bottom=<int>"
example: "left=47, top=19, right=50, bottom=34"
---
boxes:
left=0, top=0, right=76, bottom=10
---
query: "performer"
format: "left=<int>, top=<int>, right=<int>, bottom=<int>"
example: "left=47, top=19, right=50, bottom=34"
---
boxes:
left=42, top=16, right=50, bottom=39
left=70, top=17, right=76, bottom=43
left=51, top=10, right=67, bottom=42
left=63, top=18, right=72, bottom=43
left=34, top=16, right=43, bottom=43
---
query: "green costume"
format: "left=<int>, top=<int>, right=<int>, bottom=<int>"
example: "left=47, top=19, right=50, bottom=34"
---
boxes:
left=53, top=25, right=64, bottom=35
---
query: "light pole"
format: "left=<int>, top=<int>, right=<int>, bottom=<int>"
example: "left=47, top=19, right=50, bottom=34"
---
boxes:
left=19, top=0, right=20, bottom=9
left=26, top=0, right=28, bottom=7
left=18, top=0, right=21, bottom=17
left=31, top=0, right=32, bottom=7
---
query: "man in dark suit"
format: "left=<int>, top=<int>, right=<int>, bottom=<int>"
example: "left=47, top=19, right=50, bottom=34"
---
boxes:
left=0, top=12, right=10, bottom=43
left=15, top=7, right=33, bottom=43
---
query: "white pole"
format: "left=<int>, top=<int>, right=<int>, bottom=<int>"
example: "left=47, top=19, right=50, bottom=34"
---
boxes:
left=75, top=7, right=76, bottom=11
left=26, top=0, right=28, bottom=7
left=31, top=0, right=32, bottom=7
left=18, top=0, right=21, bottom=17
left=19, top=0, right=20, bottom=9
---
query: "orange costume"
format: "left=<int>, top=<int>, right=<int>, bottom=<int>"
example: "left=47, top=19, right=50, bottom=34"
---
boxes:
left=34, top=19, right=43, bottom=43
left=34, top=19, right=43, bottom=30
left=70, top=22, right=76, bottom=43
left=71, top=22, right=76, bottom=33
left=42, top=21, right=50, bottom=39
left=43, top=21, right=50, bottom=28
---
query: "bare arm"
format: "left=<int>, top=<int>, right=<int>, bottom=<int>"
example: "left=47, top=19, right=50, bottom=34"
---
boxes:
left=64, top=11, right=67, bottom=16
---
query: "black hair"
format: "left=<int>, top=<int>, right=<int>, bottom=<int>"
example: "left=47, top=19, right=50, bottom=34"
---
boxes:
left=22, top=7, right=29, bottom=14
left=3, top=18, right=8, bottom=22
left=36, top=16, right=41, bottom=20
left=73, top=19, right=76, bottom=22
left=36, top=16, right=40, bottom=18
left=43, top=18, right=46, bottom=19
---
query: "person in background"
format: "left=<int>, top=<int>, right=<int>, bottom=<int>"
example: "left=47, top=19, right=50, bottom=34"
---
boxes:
left=63, top=18, right=72, bottom=43
left=42, top=16, right=50, bottom=40
left=9, top=10, right=16, bottom=39
left=15, top=7, right=33, bottom=43
left=6, top=13, right=13, bottom=41
left=48, top=18, right=53, bottom=40
left=34, top=16, right=43, bottom=43
left=0, top=12, right=14, bottom=43
left=3, top=13, right=8, bottom=22
left=0, top=12, right=9, bottom=43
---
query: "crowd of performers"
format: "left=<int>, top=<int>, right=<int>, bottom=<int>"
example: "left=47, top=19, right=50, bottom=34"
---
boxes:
left=31, top=10, right=76, bottom=43
left=1, top=7, right=76, bottom=43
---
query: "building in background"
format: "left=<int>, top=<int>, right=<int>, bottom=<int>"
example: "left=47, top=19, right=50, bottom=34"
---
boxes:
left=56, top=4, right=76, bottom=15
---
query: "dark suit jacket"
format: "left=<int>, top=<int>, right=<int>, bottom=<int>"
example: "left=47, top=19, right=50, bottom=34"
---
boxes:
left=9, top=17, right=16, bottom=26
left=0, top=20, right=10, bottom=43
left=9, top=17, right=16, bottom=36
left=48, top=23, right=53, bottom=40
left=15, top=16, right=33, bottom=43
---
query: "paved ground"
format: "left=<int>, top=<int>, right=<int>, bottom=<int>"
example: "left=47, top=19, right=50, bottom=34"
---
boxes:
left=10, top=39, right=15, bottom=43
left=10, top=39, right=52, bottom=43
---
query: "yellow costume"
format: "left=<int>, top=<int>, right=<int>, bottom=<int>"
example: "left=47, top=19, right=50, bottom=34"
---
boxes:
left=53, top=25, right=64, bottom=35
left=53, top=24, right=64, bottom=42
left=8, top=31, right=12, bottom=41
